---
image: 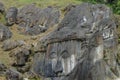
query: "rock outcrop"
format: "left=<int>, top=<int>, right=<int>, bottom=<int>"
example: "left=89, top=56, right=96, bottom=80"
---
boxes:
left=32, top=3, right=119, bottom=80
left=4, top=3, right=60, bottom=35
left=6, top=69, right=23, bottom=80
left=6, top=7, right=18, bottom=26
left=11, top=47, right=30, bottom=66
left=0, top=2, right=5, bottom=14
left=0, top=62, right=7, bottom=75
left=0, top=1, right=120, bottom=80
left=16, top=4, right=60, bottom=35
left=2, top=40, right=25, bottom=51
left=0, top=24, right=12, bottom=41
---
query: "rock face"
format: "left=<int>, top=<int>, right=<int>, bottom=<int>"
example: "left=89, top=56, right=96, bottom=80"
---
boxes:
left=32, top=3, right=119, bottom=80
left=0, top=24, right=12, bottom=41
left=32, top=52, right=45, bottom=76
left=6, top=7, right=18, bottom=26
left=17, top=4, right=60, bottom=35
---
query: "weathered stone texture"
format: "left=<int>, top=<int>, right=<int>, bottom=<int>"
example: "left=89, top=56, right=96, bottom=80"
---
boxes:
left=6, top=7, right=18, bottom=26
left=0, top=24, right=12, bottom=41
left=17, top=4, right=60, bottom=35
left=32, top=3, right=119, bottom=80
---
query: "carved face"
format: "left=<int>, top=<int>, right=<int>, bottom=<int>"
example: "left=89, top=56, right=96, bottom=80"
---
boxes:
left=44, top=41, right=82, bottom=77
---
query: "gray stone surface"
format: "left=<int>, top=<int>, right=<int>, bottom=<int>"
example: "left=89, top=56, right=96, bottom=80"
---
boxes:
left=63, top=4, right=76, bottom=15
left=11, top=47, right=30, bottom=66
left=6, top=68, right=23, bottom=80
left=32, top=3, right=119, bottom=80
left=0, top=24, right=12, bottom=41
left=0, top=2, right=4, bottom=14
left=32, top=52, right=45, bottom=76
left=0, top=62, right=7, bottom=75
left=6, top=7, right=18, bottom=26
left=17, top=4, right=60, bottom=35
left=2, top=40, right=25, bottom=51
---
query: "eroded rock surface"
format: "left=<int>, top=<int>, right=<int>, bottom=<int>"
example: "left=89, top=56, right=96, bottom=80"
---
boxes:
left=6, top=7, right=18, bottom=26
left=0, top=24, right=12, bottom=41
left=6, top=69, right=23, bottom=80
left=10, top=47, right=30, bottom=66
left=0, top=62, right=7, bottom=75
left=32, top=3, right=119, bottom=80
left=63, top=4, right=76, bottom=15
left=9, top=46, right=31, bottom=74
left=0, top=2, right=119, bottom=80
left=0, top=2, right=5, bottom=14
left=2, top=40, right=25, bottom=51
left=17, top=4, right=60, bottom=35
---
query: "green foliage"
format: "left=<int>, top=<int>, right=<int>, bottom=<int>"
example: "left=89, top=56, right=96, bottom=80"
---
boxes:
left=1, top=0, right=81, bottom=9
left=111, top=0, right=120, bottom=14
left=76, top=0, right=120, bottom=15
left=2, top=0, right=119, bottom=14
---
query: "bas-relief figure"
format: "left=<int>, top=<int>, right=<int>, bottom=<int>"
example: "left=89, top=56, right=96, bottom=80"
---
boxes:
left=32, top=3, right=120, bottom=80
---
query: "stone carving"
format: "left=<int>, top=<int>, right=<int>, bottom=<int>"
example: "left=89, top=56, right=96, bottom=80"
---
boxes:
left=32, top=3, right=119, bottom=80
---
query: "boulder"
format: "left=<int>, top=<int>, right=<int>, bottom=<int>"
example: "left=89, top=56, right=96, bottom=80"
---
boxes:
left=2, top=40, right=25, bottom=51
left=11, top=47, right=30, bottom=66
left=6, top=68, right=23, bottom=80
left=0, top=24, right=12, bottom=41
left=0, top=62, right=7, bottom=75
left=32, top=3, right=119, bottom=80
left=6, top=7, right=18, bottom=26
left=16, top=4, right=60, bottom=35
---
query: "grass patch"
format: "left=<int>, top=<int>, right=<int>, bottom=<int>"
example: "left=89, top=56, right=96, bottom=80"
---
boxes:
left=9, top=24, right=30, bottom=40
left=0, top=13, right=6, bottom=24
left=0, top=0, right=81, bottom=9
left=0, top=76, right=6, bottom=80
left=0, top=44, right=12, bottom=67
